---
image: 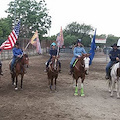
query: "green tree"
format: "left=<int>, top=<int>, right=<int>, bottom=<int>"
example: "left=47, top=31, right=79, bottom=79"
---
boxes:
left=64, top=35, right=77, bottom=46
left=106, top=34, right=119, bottom=47
left=0, top=17, right=12, bottom=44
left=6, top=0, right=51, bottom=38
left=63, top=22, right=94, bottom=46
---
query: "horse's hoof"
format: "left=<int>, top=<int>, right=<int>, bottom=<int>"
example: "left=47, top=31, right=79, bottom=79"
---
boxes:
left=109, top=89, right=111, bottom=93
left=15, top=88, right=18, bottom=90
left=81, top=94, right=85, bottom=97
left=74, top=93, right=78, bottom=96
left=117, top=96, right=120, bottom=99
left=55, top=90, right=58, bottom=92
left=110, top=94, right=113, bottom=97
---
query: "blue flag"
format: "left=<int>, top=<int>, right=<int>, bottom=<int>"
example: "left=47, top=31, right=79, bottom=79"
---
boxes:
left=89, top=29, right=96, bottom=65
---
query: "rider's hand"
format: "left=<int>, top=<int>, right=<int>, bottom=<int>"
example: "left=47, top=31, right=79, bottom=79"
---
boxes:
left=116, top=57, right=119, bottom=61
left=17, top=55, right=21, bottom=57
left=78, top=55, right=81, bottom=57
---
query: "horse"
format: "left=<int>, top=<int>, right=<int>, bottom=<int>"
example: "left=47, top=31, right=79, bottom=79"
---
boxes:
left=72, top=53, right=90, bottom=96
left=9, top=54, right=29, bottom=90
left=108, top=62, right=120, bottom=98
left=47, top=56, right=60, bottom=91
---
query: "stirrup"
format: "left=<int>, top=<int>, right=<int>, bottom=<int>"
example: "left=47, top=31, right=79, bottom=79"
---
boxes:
left=105, top=75, right=109, bottom=79
left=0, top=72, right=3, bottom=76
left=69, top=71, right=72, bottom=75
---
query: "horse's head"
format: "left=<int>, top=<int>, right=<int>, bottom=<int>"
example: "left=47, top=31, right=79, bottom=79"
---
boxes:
left=22, top=54, right=29, bottom=67
left=50, top=56, right=59, bottom=72
left=82, top=53, right=90, bottom=74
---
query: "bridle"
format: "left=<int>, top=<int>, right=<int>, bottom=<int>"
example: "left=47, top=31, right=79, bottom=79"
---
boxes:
left=49, top=58, right=59, bottom=73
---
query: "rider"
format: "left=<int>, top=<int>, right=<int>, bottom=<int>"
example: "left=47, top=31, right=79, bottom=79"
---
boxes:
left=105, top=43, right=120, bottom=79
left=69, top=39, right=87, bottom=75
left=45, top=42, right=61, bottom=72
left=11, top=42, right=23, bottom=73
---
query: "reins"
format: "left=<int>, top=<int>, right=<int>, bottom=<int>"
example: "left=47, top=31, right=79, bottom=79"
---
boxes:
left=49, top=59, right=59, bottom=73
left=74, top=58, right=85, bottom=72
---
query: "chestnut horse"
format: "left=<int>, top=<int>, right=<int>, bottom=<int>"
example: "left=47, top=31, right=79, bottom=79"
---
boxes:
left=72, top=54, right=90, bottom=96
left=9, top=54, right=29, bottom=90
left=47, top=56, right=60, bottom=91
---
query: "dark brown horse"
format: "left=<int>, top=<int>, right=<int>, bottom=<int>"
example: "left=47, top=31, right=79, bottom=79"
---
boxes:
left=72, top=54, right=90, bottom=96
left=47, top=56, right=60, bottom=90
left=9, top=54, right=29, bottom=90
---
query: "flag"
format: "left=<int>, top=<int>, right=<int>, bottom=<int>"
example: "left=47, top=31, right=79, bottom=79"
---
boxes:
left=0, top=20, right=21, bottom=50
left=117, top=38, right=120, bottom=46
left=30, top=30, right=42, bottom=54
left=89, top=29, right=96, bottom=65
left=56, top=27, right=64, bottom=48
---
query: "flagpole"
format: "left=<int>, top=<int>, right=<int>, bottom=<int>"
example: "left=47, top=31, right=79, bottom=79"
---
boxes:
left=14, top=0, right=16, bottom=26
left=24, top=42, right=30, bottom=51
left=57, top=45, right=60, bottom=56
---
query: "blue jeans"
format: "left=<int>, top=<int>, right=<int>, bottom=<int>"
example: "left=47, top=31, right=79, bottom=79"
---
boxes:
left=70, top=57, right=76, bottom=68
left=11, top=57, right=17, bottom=70
left=106, top=61, right=116, bottom=76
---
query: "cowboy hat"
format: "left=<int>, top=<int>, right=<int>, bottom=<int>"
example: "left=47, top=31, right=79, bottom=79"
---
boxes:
left=111, top=43, right=118, bottom=47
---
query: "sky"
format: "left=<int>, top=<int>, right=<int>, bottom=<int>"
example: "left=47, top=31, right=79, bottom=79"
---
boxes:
left=0, top=0, right=120, bottom=37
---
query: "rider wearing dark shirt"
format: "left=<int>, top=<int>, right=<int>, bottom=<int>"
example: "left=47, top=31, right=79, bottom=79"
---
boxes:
left=105, top=43, right=120, bottom=79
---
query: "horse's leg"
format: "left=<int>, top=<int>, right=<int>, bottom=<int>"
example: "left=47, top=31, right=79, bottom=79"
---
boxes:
left=74, top=79, right=78, bottom=96
left=21, top=74, right=24, bottom=89
left=117, top=77, right=120, bottom=98
left=50, top=78, right=53, bottom=90
left=11, top=74, right=15, bottom=85
left=108, top=79, right=112, bottom=92
left=15, top=76, right=18, bottom=90
left=55, top=77, right=57, bottom=90
left=110, top=77, right=114, bottom=97
left=81, top=78, right=85, bottom=96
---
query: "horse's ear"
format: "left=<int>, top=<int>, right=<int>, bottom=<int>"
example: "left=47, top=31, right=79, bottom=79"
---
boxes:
left=82, top=54, right=86, bottom=57
left=87, top=53, right=91, bottom=57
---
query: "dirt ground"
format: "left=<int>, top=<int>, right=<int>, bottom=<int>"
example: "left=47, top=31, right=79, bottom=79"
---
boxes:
left=0, top=52, right=120, bottom=120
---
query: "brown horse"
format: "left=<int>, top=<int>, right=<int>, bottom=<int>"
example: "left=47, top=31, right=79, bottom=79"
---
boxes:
left=72, top=54, right=90, bottom=96
left=47, top=56, right=60, bottom=91
left=9, top=54, right=29, bottom=90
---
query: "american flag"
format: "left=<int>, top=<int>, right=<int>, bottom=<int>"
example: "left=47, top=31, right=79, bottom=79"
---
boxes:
left=0, top=20, right=21, bottom=50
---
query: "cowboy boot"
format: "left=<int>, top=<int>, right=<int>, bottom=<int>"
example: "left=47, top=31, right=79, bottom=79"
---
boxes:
left=69, top=67, right=73, bottom=75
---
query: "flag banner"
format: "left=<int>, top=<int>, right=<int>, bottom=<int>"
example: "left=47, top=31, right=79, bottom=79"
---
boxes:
left=56, top=27, right=64, bottom=48
left=0, top=20, right=21, bottom=50
left=89, top=29, right=96, bottom=65
left=95, top=38, right=106, bottom=43
left=30, top=31, right=42, bottom=54
left=117, top=38, right=120, bottom=46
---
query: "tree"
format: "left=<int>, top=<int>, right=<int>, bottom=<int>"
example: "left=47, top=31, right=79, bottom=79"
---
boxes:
left=106, top=34, right=119, bottom=47
left=6, top=0, right=51, bottom=38
left=63, top=22, right=94, bottom=47
left=0, top=17, right=12, bottom=44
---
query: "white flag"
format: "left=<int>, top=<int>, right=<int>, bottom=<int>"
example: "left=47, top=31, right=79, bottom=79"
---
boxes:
left=117, top=38, right=120, bottom=46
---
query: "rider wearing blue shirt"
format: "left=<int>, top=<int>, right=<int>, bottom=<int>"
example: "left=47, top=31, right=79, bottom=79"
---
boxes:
left=11, top=42, right=23, bottom=73
left=69, top=39, right=86, bottom=75
left=105, top=43, right=120, bottom=79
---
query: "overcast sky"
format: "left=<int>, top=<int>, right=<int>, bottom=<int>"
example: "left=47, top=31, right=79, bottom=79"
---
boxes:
left=1, top=0, right=120, bottom=37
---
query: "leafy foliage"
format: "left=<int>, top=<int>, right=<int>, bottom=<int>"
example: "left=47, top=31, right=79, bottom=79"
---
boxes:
left=63, top=22, right=94, bottom=47
left=6, top=0, right=51, bottom=38
left=0, top=17, right=12, bottom=44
